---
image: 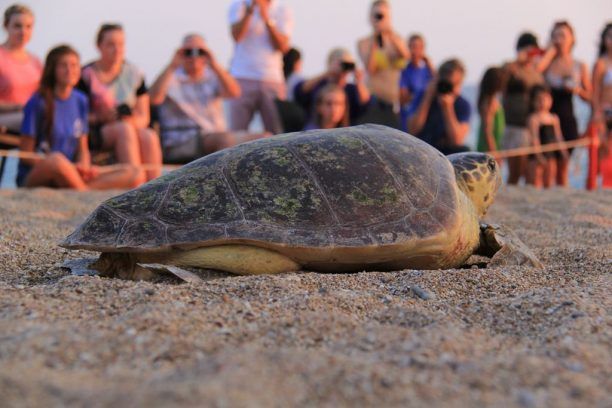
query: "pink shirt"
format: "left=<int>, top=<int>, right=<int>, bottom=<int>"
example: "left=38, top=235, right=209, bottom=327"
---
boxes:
left=0, top=46, right=42, bottom=105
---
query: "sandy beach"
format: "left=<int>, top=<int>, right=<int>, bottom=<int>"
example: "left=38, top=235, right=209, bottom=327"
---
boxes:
left=0, top=186, right=610, bottom=407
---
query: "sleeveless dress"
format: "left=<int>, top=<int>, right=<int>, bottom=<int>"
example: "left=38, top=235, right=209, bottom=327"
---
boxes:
left=545, top=61, right=581, bottom=145
left=477, top=104, right=505, bottom=152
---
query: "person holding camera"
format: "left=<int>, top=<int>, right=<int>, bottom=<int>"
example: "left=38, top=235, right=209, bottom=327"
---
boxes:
left=294, top=48, right=370, bottom=125
left=77, top=23, right=162, bottom=183
left=407, top=59, right=471, bottom=155
left=149, top=34, right=259, bottom=163
left=228, top=0, right=293, bottom=134
left=357, top=0, right=409, bottom=125
left=398, top=34, right=435, bottom=132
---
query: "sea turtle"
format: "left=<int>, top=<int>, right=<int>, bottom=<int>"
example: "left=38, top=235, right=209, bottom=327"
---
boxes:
left=61, top=124, right=542, bottom=280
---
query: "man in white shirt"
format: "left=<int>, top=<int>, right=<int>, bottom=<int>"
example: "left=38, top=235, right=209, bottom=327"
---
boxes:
left=228, top=0, right=293, bottom=134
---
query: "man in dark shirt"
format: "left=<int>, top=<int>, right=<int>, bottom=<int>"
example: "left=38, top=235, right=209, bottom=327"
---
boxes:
left=407, top=58, right=471, bottom=155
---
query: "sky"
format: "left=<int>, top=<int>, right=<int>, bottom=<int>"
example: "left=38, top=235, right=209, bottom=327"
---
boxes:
left=5, top=0, right=611, bottom=85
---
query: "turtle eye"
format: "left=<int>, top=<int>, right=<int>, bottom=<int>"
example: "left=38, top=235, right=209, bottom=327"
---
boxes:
left=487, top=159, right=496, bottom=172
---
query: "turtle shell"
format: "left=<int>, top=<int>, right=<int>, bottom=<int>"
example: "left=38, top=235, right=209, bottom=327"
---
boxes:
left=62, top=124, right=461, bottom=253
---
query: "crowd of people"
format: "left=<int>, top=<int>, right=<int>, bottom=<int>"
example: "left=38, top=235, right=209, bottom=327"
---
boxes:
left=0, top=1, right=610, bottom=190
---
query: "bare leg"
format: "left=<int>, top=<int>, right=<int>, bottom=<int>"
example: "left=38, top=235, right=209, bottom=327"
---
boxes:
left=87, top=165, right=142, bottom=190
left=201, top=132, right=237, bottom=154
left=507, top=155, right=526, bottom=185
left=24, top=153, right=87, bottom=190
left=527, top=159, right=542, bottom=188
left=556, top=155, right=569, bottom=187
left=137, top=128, right=162, bottom=181
left=101, top=121, right=141, bottom=165
left=544, top=159, right=557, bottom=189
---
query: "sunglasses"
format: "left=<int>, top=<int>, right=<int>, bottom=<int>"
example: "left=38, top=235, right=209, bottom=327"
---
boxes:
left=373, top=12, right=385, bottom=21
left=182, top=48, right=208, bottom=58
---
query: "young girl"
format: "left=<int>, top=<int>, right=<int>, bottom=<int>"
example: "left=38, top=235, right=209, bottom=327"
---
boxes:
left=303, top=84, right=349, bottom=130
left=18, top=45, right=140, bottom=190
left=526, top=85, right=568, bottom=188
left=476, top=66, right=506, bottom=154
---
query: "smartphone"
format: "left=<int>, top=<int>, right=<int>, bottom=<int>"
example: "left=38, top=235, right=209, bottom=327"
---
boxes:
left=376, top=33, right=384, bottom=48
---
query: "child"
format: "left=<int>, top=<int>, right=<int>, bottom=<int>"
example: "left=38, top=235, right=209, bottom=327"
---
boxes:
left=18, top=45, right=140, bottom=190
left=303, top=84, right=349, bottom=130
left=476, top=67, right=506, bottom=154
left=526, top=85, right=568, bottom=188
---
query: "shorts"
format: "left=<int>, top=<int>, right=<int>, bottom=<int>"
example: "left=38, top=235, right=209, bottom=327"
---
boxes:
left=502, top=126, right=530, bottom=151
left=88, top=123, right=105, bottom=151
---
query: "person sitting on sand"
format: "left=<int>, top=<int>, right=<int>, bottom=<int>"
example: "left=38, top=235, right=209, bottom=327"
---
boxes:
left=294, top=48, right=370, bottom=125
left=526, top=85, right=568, bottom=189
left=77, top=23, right=162, bottom=182
left=303, top=84, right=349, bottom=130
left=0, top=4, right=42, bottom=135
left=476, top=67, right=506, bottom=154
left=407, top=59, right=471, bottom=155
left=17, top=45, right=140, bottom=190
left=150, top=34, right=264, bottom=164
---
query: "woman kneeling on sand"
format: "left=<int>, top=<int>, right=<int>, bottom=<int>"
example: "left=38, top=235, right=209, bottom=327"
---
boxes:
left=17, top=45, right=140, bottom=190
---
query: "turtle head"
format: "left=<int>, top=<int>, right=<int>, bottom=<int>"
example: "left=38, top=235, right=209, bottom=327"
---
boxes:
left=447, top=152, right=502, bottom=217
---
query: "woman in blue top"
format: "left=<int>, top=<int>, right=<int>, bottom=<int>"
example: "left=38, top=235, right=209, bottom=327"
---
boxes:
left=18, top=45, right=139, bottom=190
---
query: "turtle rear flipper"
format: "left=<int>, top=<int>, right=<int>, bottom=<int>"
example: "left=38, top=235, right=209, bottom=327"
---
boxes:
left=477, top=223, right=543, bottom=268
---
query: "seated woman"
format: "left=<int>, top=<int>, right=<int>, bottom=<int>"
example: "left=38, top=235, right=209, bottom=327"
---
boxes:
left=150, top=33, right=265, bottom=164
left=294, top=48, right=370, bottom=125
left=18, top=45, right=140, bottom=190
left=303, top=84, right=349, bottom=130
left=78, top=23, right=162, bottom=181
left=0, top=4, right=42, bottom=134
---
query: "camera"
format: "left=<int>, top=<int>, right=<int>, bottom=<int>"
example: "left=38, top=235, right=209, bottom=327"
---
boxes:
left=437, top=79, right=454, bottom=95
left=340, top=61, right=356, bottom=72
left=116, top=103, right=132, bottom=118
left=373, top=12, right=384, bottom=21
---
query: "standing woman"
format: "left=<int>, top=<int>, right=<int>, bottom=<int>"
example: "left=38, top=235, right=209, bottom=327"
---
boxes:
left=357, top=0, right=409, bottom=127
left=502, top=33, right=544, bottom=185
left=0, top=4, right=42, bottom=134
left=18, top=45, right=139, bottom=190
left=78, top=23, right=162, bottom=182
left=539, top=21, right=591, bottom=186
left=477, top=67, right=506, bottom=154
left=591, top=23, right=612, bottom=157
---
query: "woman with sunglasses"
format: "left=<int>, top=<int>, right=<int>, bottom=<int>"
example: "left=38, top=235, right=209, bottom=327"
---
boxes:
left=150, top=33, right=257, bottom=163
left=77, top=23, right=162, bottom=183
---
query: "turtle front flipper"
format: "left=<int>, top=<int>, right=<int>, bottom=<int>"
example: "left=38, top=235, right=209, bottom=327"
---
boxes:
left=476, top=223, right=543, bottom=268
left=92, top=253, right=157, bottom=281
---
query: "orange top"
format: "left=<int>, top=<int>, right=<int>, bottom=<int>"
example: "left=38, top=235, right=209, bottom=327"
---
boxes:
left=0, top=47, right=42, bottom=105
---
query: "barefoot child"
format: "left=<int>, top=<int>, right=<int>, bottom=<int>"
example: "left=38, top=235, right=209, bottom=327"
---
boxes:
left=526, top=85, right=569, bottom=188
left=18, top=45, right=140, bottom=190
